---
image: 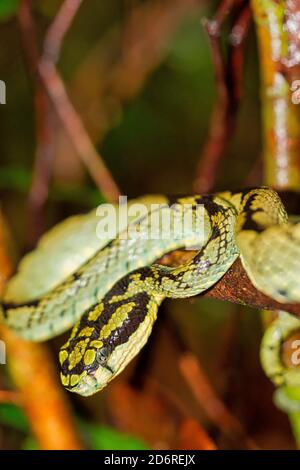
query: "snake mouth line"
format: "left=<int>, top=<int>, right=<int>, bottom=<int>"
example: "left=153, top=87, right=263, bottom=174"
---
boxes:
left=64, top=364, right=115, bottom=396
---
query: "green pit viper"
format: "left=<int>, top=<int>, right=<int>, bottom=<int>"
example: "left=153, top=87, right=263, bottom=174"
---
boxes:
left=1, top=186, right=300, bottom=398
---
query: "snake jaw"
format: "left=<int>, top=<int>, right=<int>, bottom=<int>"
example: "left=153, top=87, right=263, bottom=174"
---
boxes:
left=65, top=367, right=114, bottom=397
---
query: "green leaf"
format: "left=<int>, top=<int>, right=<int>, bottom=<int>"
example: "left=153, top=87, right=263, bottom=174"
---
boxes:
left=22, top=436, right=39, bottom=450
left=81, top=422, right=148, bottom=450
left=0, top=403, right=29, bottom=432
left=0, top=0, right=19, bottom=20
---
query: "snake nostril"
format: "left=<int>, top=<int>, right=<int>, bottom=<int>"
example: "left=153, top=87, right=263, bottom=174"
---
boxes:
left=277, top=288, right=288, bottom=298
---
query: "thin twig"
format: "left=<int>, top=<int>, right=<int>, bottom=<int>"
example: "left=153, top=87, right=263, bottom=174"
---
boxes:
left=39, top=0, right=121, bottom=203
left=154, top=307, right=256, bottom=448
left=18, top=0, right=55, bottom=245
left=38, top=61, right=121, bottom=202
left=20, top=0, right=121, bottom=230
left=43, top=0, right=83, bottom=64
left=179, top=352, right=258, bottom=449
left=193, top=0, right=251, bottom=193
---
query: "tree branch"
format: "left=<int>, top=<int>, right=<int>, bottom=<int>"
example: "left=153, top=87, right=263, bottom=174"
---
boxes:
left=0, top=211, right=83, bottom=449
left=159, top=251, right=300, bottom=317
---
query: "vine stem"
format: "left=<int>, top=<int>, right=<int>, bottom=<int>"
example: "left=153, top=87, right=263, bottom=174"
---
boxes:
left=19, top=0, right=121, bottom=246
left=252, top=0, right=300, bottom=447
left=252, top=0, right=300, bottom=190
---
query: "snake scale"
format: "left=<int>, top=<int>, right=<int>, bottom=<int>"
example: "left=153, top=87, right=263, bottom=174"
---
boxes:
left=1, top=186, right=300, bottom=397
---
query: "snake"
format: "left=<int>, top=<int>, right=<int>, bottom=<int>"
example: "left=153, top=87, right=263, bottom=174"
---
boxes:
left=1, top=186, right=300, bottom=397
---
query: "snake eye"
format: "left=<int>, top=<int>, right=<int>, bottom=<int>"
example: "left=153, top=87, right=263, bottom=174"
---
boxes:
left=96, top=346, right=110, bottom=365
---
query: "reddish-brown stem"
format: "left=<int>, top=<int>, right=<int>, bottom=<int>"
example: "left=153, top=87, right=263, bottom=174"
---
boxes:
left=193, top=0, right=251, bottom=193
left=18, top=0, right=55, bottom=245
left=38, top=61, right=121, bottom=202
left=43, top=0, right=83, bottom=64
left=179, top=353, right=258, bottom=449
left=0, top=390, right=22, bottom=405
left=20, top=0, right=121, bottom=235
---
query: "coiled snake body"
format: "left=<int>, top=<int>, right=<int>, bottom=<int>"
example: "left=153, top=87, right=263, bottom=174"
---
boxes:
left=1, top=187, right=300, bottom=396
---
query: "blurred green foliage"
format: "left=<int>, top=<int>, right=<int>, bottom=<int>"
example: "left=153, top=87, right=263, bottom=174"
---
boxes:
left=0, top=403, right=147, bottom=449
left=0, top=0, right=18, bottom=20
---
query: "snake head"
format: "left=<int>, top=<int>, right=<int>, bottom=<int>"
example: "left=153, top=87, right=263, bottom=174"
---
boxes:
left=60, top=345, right=114, bottom=397
left=59, top=288, right=160, bottom=396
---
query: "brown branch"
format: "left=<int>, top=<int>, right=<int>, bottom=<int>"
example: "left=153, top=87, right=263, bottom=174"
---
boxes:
left=179, top=352, right=258, bottom=449
left=176, top=417, right=217, bottom=450
left=154, top=307, right=256, bottom=448
left=0, top=390, right=21, bottom=405
left=38, top=61, right=121, bottom=202
left=18, top=0, right=55, bottom=245
left=0, top=328, right=84, bottom=449
left=193, top=0, right=251, bottom=193
left=0, top=211, right=83, bottom=449
left=43, top=0, right=83, bottom=64
left=159, top=251, right=300, bottom=317
left=38, top=0, right=121, bottom=203
left=20, top=1, right=85, bottom=243
left=204, top=258, right=300, bottom=316
left=17, top=0, right=39, bottom=75
left=38, top=0, right=200, bottom=202
left=62, top=0, right=199, bottom=160
left=114, top=0, right=199, bottom=99
left=20, top=0, right=121, bottom=231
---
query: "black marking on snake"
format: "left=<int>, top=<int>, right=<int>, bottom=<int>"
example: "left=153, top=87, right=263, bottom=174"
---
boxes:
left=72, top=272, right=81, bottom=282
left=61, top=287, right=152, bottom=378
left=3, top=298, right=39, bottom=311
left=167, top=195, right=222, bottom=215
left=209, top=225, right=221, bottom=241
left=240, top=193, right=265, bottom=232
left=61, top=272, right=148, bottom=347
left=58, top=308, right=66, bottom=318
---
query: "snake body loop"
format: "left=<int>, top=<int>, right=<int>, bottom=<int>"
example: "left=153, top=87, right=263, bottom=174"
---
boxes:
left=1, top=186, right=300, bottom=396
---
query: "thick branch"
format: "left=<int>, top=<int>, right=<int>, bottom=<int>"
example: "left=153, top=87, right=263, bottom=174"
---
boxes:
left=159, top=251, right=300, bottom=317
left=0, top=212, right=83, bottom=449
left=204, top=258, right=300, bottom=316
left=251, top=0, right=300, bottom=190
